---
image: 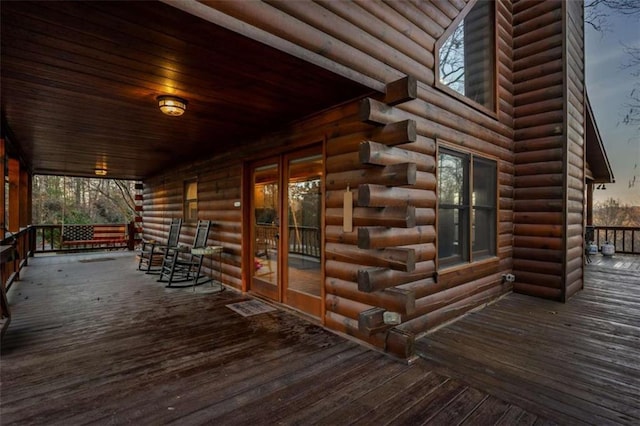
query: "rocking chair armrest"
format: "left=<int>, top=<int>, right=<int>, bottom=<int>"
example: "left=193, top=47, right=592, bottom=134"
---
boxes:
left=141, top=239, right=158, bottom=248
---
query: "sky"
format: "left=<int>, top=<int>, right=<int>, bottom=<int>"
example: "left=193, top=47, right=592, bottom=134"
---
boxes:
left=585, top=9, right=640, bottom=206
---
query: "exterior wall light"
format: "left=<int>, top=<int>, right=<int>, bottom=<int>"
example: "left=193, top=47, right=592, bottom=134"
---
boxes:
left=95, top=168, right=107, bottom=176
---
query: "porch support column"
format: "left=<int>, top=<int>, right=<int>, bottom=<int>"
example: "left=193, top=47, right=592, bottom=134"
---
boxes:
left=19, top=169, right=30, bottom=228
left=586, top=182, right=593, bottom=226
left=0, top=139, right=5, bottom=233
left=7, top=159, right=20, bottom=233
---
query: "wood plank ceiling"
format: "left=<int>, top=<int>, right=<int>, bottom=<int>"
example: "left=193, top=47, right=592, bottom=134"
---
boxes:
left=0, top=1, right=372, bottom=180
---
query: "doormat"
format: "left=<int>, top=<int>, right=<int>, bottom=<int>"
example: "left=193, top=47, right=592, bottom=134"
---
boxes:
left=226, top=299, right=277, bottom=317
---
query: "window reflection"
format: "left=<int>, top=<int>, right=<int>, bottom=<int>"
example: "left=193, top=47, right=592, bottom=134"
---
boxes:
left=438, top=1, right=495, bottom=110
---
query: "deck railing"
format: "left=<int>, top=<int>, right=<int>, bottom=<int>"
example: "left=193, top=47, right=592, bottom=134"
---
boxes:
left=288, top=225, right=321, bottom=258
left=32, top=223, right=135, bottom=253
left=255, top=224, right=320, bottom=258
left=1, top=226, right=35, bottom=291
left=590, top=225, right=640, bottom=255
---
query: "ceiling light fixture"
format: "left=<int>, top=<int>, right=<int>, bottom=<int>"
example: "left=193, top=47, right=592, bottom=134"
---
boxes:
left=157, top=95, right=188, bottom=116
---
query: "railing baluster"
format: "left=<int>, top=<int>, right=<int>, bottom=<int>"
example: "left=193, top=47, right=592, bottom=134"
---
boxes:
left=591, top=226, right=640, bottom=255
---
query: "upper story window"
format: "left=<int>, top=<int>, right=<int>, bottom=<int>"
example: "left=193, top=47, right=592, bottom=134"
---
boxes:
left=184, top=180, right=198, bottom=222
left=438, top=147, right=497, bottom=268
left=436, top=0, right=496, bottom=113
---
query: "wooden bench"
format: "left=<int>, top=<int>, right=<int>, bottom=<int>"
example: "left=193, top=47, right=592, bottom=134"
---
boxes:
left=62, top=224, right=129, bottom=249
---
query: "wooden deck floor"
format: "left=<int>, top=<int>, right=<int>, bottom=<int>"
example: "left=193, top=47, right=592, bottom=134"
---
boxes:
left=417, top=254, right=640, bottom=425
left=1, top=252, right=548, bottom=425
left=0, top=253, right=640, bottom=425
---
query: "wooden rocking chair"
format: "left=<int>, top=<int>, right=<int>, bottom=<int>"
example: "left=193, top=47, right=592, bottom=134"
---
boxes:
left=137, top=218, right=182, bottom=273
left=157, top=220, right=212, bottom=288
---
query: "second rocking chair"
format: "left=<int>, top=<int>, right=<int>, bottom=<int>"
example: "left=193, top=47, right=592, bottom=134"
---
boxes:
left=157, top=220, right=212, bottom=288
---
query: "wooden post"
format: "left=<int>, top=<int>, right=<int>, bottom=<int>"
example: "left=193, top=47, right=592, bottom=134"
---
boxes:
left=7, top=159, right=20, bottom=233
left=385, top=328, right=415, bottom=359
left=0, top=139, right=5, bottom=233
left=19, top=169, right=29, bottom=228
left=358, top=307, right=390, bottom=335
left=586, top=182, right=593, bottom=225
left=384, top=75, right=418, bottom=106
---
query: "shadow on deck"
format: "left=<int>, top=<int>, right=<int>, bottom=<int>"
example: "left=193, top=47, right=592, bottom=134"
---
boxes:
left=417, top=254, right=640, bottom=425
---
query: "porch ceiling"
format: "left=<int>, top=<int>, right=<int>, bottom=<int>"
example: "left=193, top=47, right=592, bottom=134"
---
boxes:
left=0, top=1, right=372, bottom=180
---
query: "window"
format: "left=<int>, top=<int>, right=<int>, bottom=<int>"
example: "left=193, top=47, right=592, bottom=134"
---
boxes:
left=437, top=0, right=495, bottom=112
left=438, top=148, right=496, bottom=268
left=184, top=180, right=197, bottom=222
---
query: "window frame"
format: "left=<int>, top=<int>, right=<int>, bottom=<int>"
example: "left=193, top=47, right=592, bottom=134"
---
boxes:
left=183, top=179, right=198, bottom=223
left=437, top=145, right=498, bottom=270
left=434, top=0, right=499, bottom=119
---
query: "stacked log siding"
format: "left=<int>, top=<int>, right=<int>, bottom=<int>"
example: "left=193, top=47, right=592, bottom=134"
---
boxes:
left=564, top=0, right=586, bottom=299
left=142, top=0, right=589, bottom=358
left=513, top=0, right=564, bottom=300
left=511, top=0, right=585, bottom=301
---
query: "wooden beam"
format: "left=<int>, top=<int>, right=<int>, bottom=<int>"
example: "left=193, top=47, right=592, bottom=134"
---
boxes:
left=385, top=328, right=415, bottom=359
left=384, top=75, right=417, bottom=105
left=325, top=294, right=374, bottom=321
left=361, top=97, right=512, bottom=160
left=326, top=206, right=416, bottom=228
left=357, top=260, right=435, bottom=292
left=370, top=119, right=417, bottom=146
left=7, top=159, right=20, bottom=233
left=326, top=242, right=416, bottom=272
left=358, top=225, right=436, bottom=249
left=325, top=276, right=416, bottom=315
left=359, top=141, right=435, bottom=172
left=326, top=162, right=416, bottom=190
left=358, top=307, right=391, bottom=335
left=19, top=169, right=29, bottom=228
left=358, top=184, right=436, bottom=208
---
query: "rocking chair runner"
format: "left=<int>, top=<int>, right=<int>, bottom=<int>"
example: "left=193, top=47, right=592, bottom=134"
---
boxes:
left=137, top=218, right=182, bottom=273
left=157, top=220, right=212, bottom=287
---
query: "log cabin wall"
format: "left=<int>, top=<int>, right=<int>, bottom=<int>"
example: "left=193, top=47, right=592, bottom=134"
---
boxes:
left=143, top=166, right=245, bottom=289
left=512, top=0, right=585, bottom=301
left=142, top=102, right=366, bottom=293
left=146, top=0, right=586, bottom=358
left=564, top=1, right=586, bottom=300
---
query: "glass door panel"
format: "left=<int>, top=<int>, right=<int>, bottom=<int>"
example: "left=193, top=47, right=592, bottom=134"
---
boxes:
left=251, top=162, right=279, bottom=301
left=284, top=153, right=322, bottom=317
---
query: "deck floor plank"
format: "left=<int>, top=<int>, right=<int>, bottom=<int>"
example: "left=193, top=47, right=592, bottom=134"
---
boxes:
left=416, top=254, right=640, bottom=426
left=2, top=253, right=541, bottom=425
left=4, top=252, right=637, bottom=425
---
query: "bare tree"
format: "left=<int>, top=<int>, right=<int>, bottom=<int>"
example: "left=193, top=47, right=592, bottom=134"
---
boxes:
left=585, top=0, right=640, bottom=31
left=621, top=43, right=640, bottom=128
left=593, top=197, right=639, bottom=226
left=439, top=24, right=465, bottom=92
left=586, top=0, right=640, bottom=190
